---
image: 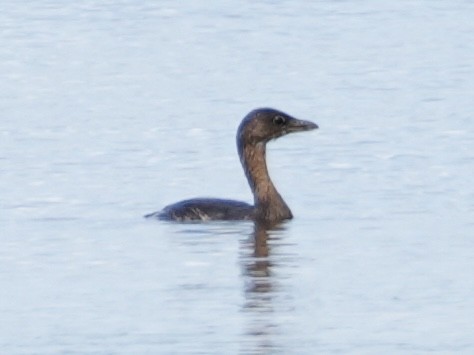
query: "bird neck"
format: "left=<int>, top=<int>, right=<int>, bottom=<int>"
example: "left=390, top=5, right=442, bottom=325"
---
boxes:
left=238, top=141, right=292, bottom=221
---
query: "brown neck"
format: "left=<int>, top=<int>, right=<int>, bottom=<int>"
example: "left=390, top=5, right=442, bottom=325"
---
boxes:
left=239, top=142, right=292, bottom=221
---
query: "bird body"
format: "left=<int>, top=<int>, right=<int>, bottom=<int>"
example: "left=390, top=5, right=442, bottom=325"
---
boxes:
left=146, top=108, right=318, bottom=223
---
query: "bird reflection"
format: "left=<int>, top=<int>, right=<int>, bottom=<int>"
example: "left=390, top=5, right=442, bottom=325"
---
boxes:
left=240, top=221, right=287, bottom=352
left=242, top=222, right=276, bottom=303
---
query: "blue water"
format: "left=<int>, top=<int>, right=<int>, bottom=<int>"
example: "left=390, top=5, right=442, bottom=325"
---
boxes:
left=1, top=1, right=474, bottom=353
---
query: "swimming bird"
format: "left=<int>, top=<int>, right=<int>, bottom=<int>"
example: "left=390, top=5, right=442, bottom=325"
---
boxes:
left=145, top=108, right=318, bottom=223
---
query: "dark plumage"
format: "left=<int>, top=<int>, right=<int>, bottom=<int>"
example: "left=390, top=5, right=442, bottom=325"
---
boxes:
left=145, top=108, right=318, bottom=223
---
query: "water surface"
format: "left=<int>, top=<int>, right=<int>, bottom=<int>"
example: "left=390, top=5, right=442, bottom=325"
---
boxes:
left=1, top=1, right=474, bottom=353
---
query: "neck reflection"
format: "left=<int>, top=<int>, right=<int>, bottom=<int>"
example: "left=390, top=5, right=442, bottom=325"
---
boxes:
left=240, top=221, right=290, bottom=353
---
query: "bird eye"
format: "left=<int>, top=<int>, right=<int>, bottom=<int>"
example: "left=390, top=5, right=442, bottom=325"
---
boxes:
left=273, top=115, right=286, bottom=125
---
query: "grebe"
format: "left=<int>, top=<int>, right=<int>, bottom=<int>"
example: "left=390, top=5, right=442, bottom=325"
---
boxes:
left=145, top=108, right=318, bottom=223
